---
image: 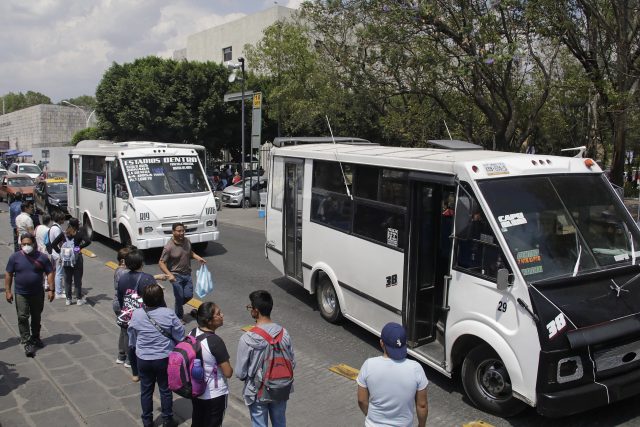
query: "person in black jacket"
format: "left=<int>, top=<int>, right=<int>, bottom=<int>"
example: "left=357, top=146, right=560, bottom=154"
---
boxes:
left=52, top=218, right=91, bottom=306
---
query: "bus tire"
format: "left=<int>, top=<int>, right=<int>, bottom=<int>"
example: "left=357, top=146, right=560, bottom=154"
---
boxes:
left=461, top=344, right=526, bottom=417
left=120, top=227, right=131, bottom=247
left=317, top=276, right=343, bottom=323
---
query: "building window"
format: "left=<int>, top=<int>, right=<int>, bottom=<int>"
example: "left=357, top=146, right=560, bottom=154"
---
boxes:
left=223, top=46, right=232, bottom=62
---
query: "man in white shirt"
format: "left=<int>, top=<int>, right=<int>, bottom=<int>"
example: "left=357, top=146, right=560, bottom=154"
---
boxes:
left=357, top=322, right=428, bottom=427
left=15, top=202, right=35, bottom=244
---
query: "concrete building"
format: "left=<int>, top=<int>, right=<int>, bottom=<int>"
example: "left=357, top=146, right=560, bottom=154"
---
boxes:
left=174, top=5, right=296, bottom=66
left=0, top=104, right=90, bottom=154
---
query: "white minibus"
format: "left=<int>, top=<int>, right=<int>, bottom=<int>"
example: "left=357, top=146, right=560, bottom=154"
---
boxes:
left=68, top=140, right=219, bottom=249
left=265, top=137, right=640, bottom=417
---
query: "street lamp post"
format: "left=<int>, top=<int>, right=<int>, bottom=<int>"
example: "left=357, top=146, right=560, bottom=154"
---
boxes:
left=226, top=58, right=247, bottom=208
left=62, top=100, right=95, bottom=128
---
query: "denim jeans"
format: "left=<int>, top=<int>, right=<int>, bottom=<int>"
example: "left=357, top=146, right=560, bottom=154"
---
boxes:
left=171, top=273, right=193, bottom=319
left=249, top=400, right=287, bottom=427
left=128, top=347, right=139, bottom=376
left=53, top=257, right=64, bottom=294
left=15, top=291, right=45, bottom=345
left=138, top=357, right=172, bottom=426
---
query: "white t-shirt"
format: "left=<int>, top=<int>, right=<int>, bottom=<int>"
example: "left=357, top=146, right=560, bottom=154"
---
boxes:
left=35, top=224, right=50, bottom=253
left=48, top=223, right=63, bottom=260
left=15, top=212, right=34, bottom=236
left=194, top=328, right=230, bottom=400
left=357, top=356, right=428, bottom=427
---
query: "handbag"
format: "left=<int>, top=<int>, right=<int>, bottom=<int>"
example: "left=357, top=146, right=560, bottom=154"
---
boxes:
left=195, top=264, right=214, bottom=298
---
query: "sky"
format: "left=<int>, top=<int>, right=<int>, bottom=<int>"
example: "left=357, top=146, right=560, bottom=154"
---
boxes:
left=0, top=0, right=302, bottom=103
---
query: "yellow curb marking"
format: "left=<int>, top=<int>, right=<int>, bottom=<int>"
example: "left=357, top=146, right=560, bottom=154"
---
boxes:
left=186, top=298, right=202, bottom=309
left=463, top=422, right=495, bottom=427
left=105, top=261, right=119, bottom=270
left=81, top=248, right=97, bottom=258
left=241, top=325, right=254, bottom=332
left=328, top=364, right=359, bottom=381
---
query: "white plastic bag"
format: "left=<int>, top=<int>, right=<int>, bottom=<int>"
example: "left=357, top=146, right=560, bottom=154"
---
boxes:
left=195, top=264, right=214, bottom=298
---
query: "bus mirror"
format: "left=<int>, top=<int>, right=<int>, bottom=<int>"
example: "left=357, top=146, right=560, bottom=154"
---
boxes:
left=121, top=191, right=129, bottom=201
left=496, top=268, right=511, bottom=290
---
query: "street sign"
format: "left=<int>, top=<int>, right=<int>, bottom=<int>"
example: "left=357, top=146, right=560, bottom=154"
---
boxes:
left=223, top=91, right=255, bottom=103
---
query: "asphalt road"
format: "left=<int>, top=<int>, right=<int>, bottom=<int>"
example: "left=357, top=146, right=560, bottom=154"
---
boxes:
left=4, top=204, right=640, bottom=426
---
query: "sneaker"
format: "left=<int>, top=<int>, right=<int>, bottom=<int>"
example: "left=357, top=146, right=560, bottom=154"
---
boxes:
left=76, top=298, right=86, bottom=306
left=32, top=338, right=44, bottom=349
left=55, top=293, right=65, bottom=300
left=65, top=299, right=72, bottom=306
left=124, top=361, right=132, bottom=368
left=131, top=375, right=140, bottom=382
left=116, top=357, right=126, bottom=364
left=24, top=343, right=36, bottom=358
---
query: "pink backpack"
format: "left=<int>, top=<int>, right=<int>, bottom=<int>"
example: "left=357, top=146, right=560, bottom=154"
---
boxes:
left=167, top=332, right=217, bottom=399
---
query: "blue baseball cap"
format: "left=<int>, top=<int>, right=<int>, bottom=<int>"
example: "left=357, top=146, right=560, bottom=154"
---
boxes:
left=381, top=322, right=407, bottom=360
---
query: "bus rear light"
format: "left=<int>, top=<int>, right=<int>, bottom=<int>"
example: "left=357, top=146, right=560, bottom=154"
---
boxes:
left=206, top=220, right=213, bottom=227
left=144, top=226, right=153, bottom=233
left=584, top=158, right=596, bottom=168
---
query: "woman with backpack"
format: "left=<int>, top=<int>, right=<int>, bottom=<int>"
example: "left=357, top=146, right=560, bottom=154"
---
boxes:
left=128, top=283, right=183, bottom=427
left=51, top=217, right=91, bottom=306
left=190, top=302, right=233, bottom=427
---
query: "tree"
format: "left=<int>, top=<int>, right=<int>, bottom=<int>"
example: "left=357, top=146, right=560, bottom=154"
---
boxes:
left=1, top=91, right=51, bottom=113
left=302, top=0, right=560, bottom=150
left=96, top=56, right=239, bottom=156
left=60, top=95, right=97, bottom=109
left=71, top=127, right=104, bottom=145
left=532, top=0, right=640, bottom=186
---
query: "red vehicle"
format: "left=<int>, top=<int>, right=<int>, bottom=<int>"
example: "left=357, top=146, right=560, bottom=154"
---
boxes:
left=0, top=174, right=35, bottom=203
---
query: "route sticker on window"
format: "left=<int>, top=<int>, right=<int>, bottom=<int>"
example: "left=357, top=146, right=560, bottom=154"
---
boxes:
left=521, top=265, right=543, bottom=276
left=483, top=162, right=509, bottom=176
left=517, top=249, right=541, bottom=265
left=387, top=228, right=398, bottom=247
left=498, top=212, right=527, bottom=228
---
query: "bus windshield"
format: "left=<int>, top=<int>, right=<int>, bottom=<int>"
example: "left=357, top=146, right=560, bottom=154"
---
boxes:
left=479, top=174, right=640, bottom=282
left=121, top=156, right=209, bottom=197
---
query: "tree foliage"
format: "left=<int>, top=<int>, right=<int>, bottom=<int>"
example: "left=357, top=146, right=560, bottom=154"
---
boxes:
left=60, top=95, right=97, bottom=109
left=1, top=91, right=52, bottom=113
left=71, top=127, right=104, bottom=145
left=96, top=56, right=239, bottom=156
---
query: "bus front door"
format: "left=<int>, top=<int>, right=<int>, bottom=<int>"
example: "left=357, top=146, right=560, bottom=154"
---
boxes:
left=405, top=182, right=455, bottom=349
left=283, top=160, right=304, bottom=282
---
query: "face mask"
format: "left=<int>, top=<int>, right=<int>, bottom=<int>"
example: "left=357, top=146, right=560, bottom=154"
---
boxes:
left=22, top=245, right=34, bottom=254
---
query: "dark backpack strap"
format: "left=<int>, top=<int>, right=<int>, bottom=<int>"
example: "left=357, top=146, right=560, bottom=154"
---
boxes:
left=20, top=251, right=45, bottom=273
left=144, top=309, right=175, bottom=343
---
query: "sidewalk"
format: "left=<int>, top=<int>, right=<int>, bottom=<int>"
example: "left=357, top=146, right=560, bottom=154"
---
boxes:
left=0, top=240, right=249, bottom=426
left=216, top=205, right=265, bottom=233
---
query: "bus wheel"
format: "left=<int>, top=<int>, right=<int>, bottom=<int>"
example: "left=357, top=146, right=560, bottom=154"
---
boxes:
left=317, top=276, right=343, bottom=323
left=461, top=345, right=526, bottom=417
left=120, top=228, right=131, bottom=247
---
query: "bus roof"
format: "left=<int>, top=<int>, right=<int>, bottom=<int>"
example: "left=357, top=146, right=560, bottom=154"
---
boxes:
left=72, top=140, right=204, bottom=157
left=271, top=143, right=602, bottom=179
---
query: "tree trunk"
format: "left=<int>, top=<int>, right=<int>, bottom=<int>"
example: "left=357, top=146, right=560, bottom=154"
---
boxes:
left=610, top=110, right=627, bottom=187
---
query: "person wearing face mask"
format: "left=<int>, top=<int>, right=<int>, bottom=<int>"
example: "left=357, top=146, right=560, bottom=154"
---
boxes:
left=4, top=233, right=55, bottom=357
left=51, top=218, right=92, bottom=306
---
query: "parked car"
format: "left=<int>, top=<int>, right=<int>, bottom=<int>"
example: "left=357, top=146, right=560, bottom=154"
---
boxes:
left=34, top=178, right=68, bottom=214
left=221, top=178, right=268, bottom=207
left=8, top=162, right=41, bottom=180
left=35, top=170, right=67, bottom=184
left=0, top=174, right=35, bottom=203
left=0, top=168, right=7, bottom=180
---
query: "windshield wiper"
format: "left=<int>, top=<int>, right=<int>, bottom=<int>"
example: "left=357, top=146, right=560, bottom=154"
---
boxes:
left=572, top=233, right=582, bottom=277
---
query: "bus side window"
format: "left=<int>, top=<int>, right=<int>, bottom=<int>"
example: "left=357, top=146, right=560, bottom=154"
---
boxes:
left=453, top=183, right=510, bottom=281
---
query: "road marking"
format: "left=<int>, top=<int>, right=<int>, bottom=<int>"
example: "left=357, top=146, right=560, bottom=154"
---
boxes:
left=187, top=298, right=202, bottom=309
left=463, top=422, right=495, bottom=427
left=241, top=325, right=254, bottom=332
left=328, top=364, right=359, bottom=381
left=81, top=248, right=97, bottom=258
left=105, top=261, right=119, bottom=270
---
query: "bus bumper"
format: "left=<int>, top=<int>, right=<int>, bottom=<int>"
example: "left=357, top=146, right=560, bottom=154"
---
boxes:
left=135, top=231, right=220, bottom=249
left=537, top=367, right=640, bottom=417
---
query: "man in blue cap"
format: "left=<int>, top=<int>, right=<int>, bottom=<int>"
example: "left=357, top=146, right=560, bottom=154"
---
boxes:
left=356, top=322, right=428, bottom=427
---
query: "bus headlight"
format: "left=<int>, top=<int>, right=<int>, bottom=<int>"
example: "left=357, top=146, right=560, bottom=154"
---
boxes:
left=206, top=220, right=213, bottom=227
left=144, top=226, right=154, bottom=233
left=557, top=356, right=583, bottom=383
